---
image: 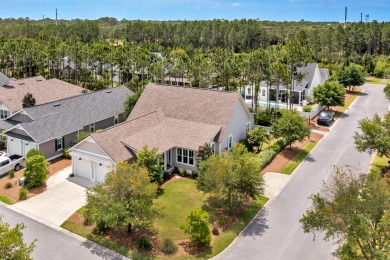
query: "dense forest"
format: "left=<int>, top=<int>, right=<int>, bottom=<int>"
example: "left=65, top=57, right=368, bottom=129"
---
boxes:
left=0, top=18, right=389, bottom=99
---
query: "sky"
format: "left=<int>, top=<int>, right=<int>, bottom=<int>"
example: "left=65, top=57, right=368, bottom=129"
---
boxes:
left=0, top=0, right=389, bottom=22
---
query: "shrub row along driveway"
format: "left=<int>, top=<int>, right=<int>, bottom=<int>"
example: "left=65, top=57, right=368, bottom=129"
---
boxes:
left=214, top=84, right=389, bottom=260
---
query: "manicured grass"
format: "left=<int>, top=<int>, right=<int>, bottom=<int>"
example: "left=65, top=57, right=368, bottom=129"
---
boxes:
left=0, top=194, right=14, bottom=205
left=365, top=77, right=389, bottom=85
left=370, top=155, right=388, bottom=174
left=154, top=179, right=213, bottom=241
left=334, top=89, right=362, bottom=120
left=280, top=142, right=317, bottom=175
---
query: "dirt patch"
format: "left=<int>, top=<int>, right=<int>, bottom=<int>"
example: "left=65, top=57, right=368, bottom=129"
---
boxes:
left=0, top=157, right=71, bottom=203
left=262, top=132, right=323, bottom=174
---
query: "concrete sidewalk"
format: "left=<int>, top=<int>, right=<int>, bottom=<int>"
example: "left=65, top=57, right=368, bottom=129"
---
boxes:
left=263, top=172, right=290, bottom=198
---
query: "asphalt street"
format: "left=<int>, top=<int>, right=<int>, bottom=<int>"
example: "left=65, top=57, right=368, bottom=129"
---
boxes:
left=214, top=84, right=389, bottom=260
left=0, top=204, right=126, bottom=260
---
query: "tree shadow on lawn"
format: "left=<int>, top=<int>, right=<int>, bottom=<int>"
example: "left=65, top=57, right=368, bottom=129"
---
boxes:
left=240, top=209, right=269, bottom=238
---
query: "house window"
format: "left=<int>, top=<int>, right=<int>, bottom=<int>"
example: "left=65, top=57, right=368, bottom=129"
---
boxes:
left=89, top=123, right=95, bottom=133
left=246, top=122, right=250, bottom=132
left=177, top=148, right=194, bottom=165
left=0, top=110, right=10, bottom=119
left=228, top=135, right=233, bottom=150
left=262, top=89, right=266, bottom=96
left=55, top=137, right=63, bottom=151
left=210, top=142, right=215, bottom=155
left=114, top=116, right=119, bottom=125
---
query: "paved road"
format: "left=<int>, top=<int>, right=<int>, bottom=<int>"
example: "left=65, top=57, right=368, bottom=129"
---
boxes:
left=0, top=205, right=126, bottom=260
left=214, top=84, right=389, bottom=260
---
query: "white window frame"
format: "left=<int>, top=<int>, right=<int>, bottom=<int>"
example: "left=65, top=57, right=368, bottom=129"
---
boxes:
left=246, top=122, right=250, bottom=132
left=89, top=123, right=95, bottom=133
left=228, top=135, right=233, bottom=150
left=262, top=89, right=266, bottom=96
left=210, top=142, right=215, bottom=156
left=56, top=137, right=63, bottom=151
left=176, top=147, right=195, bottom=166
left=114, top=115, right=119, bottom=125
left=0, top=110, right=10, bottom=119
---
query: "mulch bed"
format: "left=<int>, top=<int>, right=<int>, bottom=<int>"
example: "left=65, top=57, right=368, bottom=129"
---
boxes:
left=0, top=157, right=71, bottom=203
left=261, top=132, right=323, bottom=174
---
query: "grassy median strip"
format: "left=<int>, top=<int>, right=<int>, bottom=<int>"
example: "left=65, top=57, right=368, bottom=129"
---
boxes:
left=0, top=194, right=14, bottom=205
left=280, top=142, right=316, bottom=175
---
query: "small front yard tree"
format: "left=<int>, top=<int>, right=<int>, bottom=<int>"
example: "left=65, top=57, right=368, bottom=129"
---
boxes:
left=24, top=149, right=49, bottom=188
left=300, top=168, right=390, bottom=260
left=84, top=161, right=159, bottom=233
left=337, top=65, right=364, bottom=91
left=180, top=208, right=211, bottom=246
left=22, top=92, right=36, bottom=108
left=195, top=143, right=213, bottom=164
left=271, top=110, right=311, bottom=148
left=0, top=215, right=36, bottom=259
left=244, top=127, right=270, bottom=153
left=197, top=143, right=265, bottom=213
left=313, top=82, right=346, bottom=110
left=136, top=146, right=164, bottom=183
left=354, top=111, right=390, bottom=159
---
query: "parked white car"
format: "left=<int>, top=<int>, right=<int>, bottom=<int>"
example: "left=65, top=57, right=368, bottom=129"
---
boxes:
left=0, top=155, right=24, bottom=177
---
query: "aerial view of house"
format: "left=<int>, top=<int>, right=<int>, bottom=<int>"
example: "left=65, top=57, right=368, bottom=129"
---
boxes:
left=1, top=86, right=133, bottom=160
left=70, top=82, right=253, bottom=182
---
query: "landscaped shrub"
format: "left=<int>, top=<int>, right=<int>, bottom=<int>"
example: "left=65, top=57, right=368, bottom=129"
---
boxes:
left=303, top=105, right=313, bottom=112
left=180, top=169, right=187, bottom=177
left=137, top=236, right=153, bottom=250
left=63, top=147, right=71, bottom=159
left=4, top=182, right=12, bottom=189
left=159, top=238, right=178, bottom=255
left=257, top=138, right=288, bottom=169
left=180, top=208, right=211, bottom=245
left=69, top=173, right=74, bottom=177
left=0, top=141, right=5, bottom=150
left=26, top=148, right=44, bottom=158
left=191, top=170, right=198, bottom=179
left=255, top=108, right=282, bottom=126
left=173, top=167, right=180, bottom=174
left=19, top=188, right=28, bottom=200
left=8, top=170, right=15, bottom=178
left=24, top=154, right=49, bottom=188
left=163, top=171, right=171, bottom=181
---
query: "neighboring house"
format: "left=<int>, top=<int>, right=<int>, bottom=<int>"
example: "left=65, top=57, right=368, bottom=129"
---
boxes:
left=1, top=86, right=133, bottom=160
left=70, top=83, right=253, bottom=183
left=245, top=63, right=329, bottom=108
left=0, top=73, right=85, bottom=141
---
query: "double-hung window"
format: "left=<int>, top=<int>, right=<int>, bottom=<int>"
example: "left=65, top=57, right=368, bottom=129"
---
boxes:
left=0, top=110, right=10, bottom=119
left=228, top=135, right=233, bottom=150
left=56, top=137, right=64, bottom=151
left=177, top=148, right=194, bottom=165
left=89, top=123, right=95, bottom=133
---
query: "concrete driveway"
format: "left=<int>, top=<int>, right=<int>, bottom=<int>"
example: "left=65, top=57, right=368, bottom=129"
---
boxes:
left=8, top=167, right=93, bottom=228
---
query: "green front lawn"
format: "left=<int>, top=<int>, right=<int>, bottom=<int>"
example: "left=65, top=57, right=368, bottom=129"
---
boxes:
left=154, top=179, right=214, bottom=241
left=280, top=142, right=317, bottom=175
left=370, top=155, right=388, bottom=174
left=365, top=77, right=389, bottom=85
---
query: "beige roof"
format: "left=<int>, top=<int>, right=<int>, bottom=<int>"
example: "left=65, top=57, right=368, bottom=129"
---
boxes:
left=129, top=83, right=243, bottom=143
left=0, top=77, right=84, bottom=112
left=92, top=110, right=221, bottom=163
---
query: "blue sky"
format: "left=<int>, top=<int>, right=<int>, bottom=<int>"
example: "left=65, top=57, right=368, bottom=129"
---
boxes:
left=0, top=0, right=389, bottom=22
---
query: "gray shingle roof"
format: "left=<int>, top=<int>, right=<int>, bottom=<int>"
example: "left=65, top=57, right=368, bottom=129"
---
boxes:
left=319, top=68, right=330, bottom=82
left=5, top=86, right=133, bottom=143
left=0, top=72, right=13, bottom=88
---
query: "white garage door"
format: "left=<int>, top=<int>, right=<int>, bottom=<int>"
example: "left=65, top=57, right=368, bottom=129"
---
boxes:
left=73, top=157, right=92, bottom=180
left=8, top=139, right=22, bottom=156
left=22, top=141, right=37, bottom=157
left=95, top=163, right=110, bottom=183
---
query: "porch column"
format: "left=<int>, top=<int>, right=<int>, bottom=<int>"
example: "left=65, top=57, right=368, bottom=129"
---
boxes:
left=299, top=91, right=301, bottom=106
left=164, top=151, right=168, bottom=171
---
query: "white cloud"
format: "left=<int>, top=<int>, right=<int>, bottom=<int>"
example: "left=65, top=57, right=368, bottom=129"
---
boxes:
left=232, top=2, right=240, bottom=7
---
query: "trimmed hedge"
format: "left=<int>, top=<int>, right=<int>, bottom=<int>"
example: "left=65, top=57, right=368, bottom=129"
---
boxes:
left=257, top=138, right=288, bottom=169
